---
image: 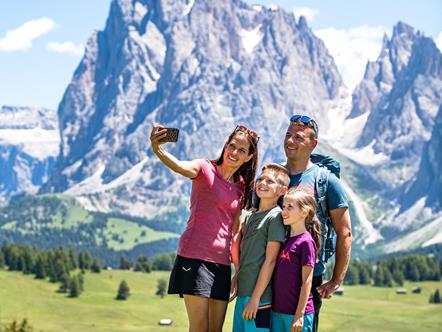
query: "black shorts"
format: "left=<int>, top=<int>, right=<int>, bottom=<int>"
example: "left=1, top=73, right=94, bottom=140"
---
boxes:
left=168, top=255, right=231, bottom=301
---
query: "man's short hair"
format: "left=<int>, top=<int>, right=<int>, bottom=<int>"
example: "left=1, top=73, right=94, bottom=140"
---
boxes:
left=261, top=163, right=290, bottom=186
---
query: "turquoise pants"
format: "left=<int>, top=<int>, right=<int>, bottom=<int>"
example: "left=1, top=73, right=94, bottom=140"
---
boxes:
left=233, top=296, right=272, bottom=332
left=271, top=311, right=314, bottom=332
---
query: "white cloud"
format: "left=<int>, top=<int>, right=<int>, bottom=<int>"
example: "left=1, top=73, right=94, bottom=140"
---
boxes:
left=47, top=41, right=84, bottom=56
left=315, top=25, right=386, bottom=91
left=435, top=32, right=442, bottom=52
left=293, top=7, right=319, bottom=23
left=0, top=18, right=56, bottom=52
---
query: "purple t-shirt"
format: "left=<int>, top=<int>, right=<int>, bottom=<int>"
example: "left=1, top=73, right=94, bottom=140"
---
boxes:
left=273, top=232, right=316, bottom=315
left=178, top=159, right=244, bottom=265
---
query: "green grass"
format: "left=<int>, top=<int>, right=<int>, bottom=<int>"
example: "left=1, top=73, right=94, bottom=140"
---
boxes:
left=103, top=218, right=179, bottom=250
left=0, top=269, right=441, bottom=332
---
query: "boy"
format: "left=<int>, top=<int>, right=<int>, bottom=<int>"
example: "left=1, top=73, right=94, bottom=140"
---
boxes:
left=231, top=163, right=290, bottom=332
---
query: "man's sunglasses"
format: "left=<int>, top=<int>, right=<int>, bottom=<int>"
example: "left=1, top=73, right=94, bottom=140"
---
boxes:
left=235, top=125, right=260, bottom=142
left=290, top=115, right=318, bottom=138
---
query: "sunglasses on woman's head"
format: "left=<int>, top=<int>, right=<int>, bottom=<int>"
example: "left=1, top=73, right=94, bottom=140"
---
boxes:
left=289, top=115, right=318, bottom=138
left=235, top=125, right=260, bottom=142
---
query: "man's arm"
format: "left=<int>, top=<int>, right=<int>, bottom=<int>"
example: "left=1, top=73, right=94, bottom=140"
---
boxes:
left=317, top=207, right=352, bottom=299
left=242, top=241, right=281, bottom=320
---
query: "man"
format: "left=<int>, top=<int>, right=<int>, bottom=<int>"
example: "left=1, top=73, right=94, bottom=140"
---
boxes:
left=283, top=114, right=352, bottom=332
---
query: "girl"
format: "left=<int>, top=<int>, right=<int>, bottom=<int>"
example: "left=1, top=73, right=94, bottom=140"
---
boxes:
left=150, top=124, right=259, bottom=332
left=271, top=189, right=322, bottom=332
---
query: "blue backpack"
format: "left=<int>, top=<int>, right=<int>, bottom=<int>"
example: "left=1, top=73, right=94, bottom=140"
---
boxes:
left=310, top=153, right=341, bottom=263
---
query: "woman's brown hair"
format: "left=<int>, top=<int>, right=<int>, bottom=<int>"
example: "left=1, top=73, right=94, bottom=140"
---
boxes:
left=285, top=188, right=322, bottom=253
left=212, top=127, right=259, bottom=210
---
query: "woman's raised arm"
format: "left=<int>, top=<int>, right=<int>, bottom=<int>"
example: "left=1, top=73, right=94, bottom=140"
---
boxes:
left=150, top=125, right=200, bottom=179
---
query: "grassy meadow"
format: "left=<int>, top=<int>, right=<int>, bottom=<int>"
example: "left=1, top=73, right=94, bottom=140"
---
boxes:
left=0, top=269, right=441, bottom=332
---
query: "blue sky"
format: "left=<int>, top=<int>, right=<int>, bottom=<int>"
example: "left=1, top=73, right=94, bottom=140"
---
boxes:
left=0, top=0, right=441, bottom=110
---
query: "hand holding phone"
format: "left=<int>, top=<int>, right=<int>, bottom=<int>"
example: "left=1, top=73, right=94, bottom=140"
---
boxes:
left=158, top=127, right=179, bottom=143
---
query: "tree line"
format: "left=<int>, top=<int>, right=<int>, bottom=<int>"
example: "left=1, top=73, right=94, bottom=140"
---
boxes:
left=340, top=255, right=442, bottom=287
left=0, top=243, right=101, bottom=297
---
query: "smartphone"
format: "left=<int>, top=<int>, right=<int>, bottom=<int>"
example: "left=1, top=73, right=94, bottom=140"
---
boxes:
left=158, top=127, right=179, bottom=143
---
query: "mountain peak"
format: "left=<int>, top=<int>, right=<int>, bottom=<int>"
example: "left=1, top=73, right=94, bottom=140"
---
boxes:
left=297, top=15, right=308, bottom=29
left=392, top=21, right=415, bottom=39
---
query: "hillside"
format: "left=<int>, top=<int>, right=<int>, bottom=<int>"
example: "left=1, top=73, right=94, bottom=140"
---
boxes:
left=0, top=195, right=179, bottom=266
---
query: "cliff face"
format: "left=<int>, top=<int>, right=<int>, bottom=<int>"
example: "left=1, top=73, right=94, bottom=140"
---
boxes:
left=0, top=106, right=59, bottom=204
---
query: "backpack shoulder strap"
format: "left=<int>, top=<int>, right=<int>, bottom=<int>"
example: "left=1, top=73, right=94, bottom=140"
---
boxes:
left=315, top=166, right=330, bottom=219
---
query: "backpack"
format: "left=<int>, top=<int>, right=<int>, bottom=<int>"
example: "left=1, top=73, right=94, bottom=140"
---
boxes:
left=310, top=153, right=341, bottom=263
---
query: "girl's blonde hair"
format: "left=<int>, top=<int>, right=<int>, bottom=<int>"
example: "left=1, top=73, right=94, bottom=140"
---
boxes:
left=285, top=188, right=322, bottom=253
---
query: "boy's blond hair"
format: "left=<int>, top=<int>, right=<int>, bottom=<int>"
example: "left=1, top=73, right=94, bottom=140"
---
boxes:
left=261, top=163, right=290, bottom=187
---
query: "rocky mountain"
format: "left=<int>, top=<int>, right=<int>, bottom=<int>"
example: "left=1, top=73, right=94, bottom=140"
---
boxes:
left=349, top=22, right=417, bottom=120
left=41, top=0, right=344, bottom=220
left=403, top=105, right=442, bottom=211
left=0, top=106, right=59, bottom=205
left=353, top=23, right=441, bottom=189
left=335, top=22, right=442, bottom=255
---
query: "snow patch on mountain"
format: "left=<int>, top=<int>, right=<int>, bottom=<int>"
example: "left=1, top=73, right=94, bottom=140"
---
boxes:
left=383, top=214, right=442, bottom=253
left=65, top=157, right=149, bottom=195
left=342, top=180, right=383, bottom=245
left=323, top=95, right=388, bottom=166
left=183, top=0, right=195, bottom=16
left=240, top=25, right=263, bottom=54
left=0, top=128, right=60, bottom=160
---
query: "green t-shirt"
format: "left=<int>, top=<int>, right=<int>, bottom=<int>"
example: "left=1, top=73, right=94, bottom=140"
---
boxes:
left=237, top=206, right=285, bottom=302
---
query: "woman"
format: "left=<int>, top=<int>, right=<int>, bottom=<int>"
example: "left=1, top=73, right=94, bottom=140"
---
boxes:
left=150, top=124, right=259, bottom=332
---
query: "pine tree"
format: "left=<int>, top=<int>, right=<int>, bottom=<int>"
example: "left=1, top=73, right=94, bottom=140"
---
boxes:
left=359, top=266, right=371, bottom=285
left=156, top=278, right=167, bottom=298
left=136, top=255, right=151, bottom=273
left=344, top=264, right=359, bottom=285
left=392, top=269, right=405, bottom=286
left=119, top=257, right=132, bottom=270
left=5, top=245, right=20, bottom=271
left=434, top=289, right=441, bottom=304
left=374, top=265, right=385, bottom=287
left=383, top=268, right=394, bottom=287
left=18, top=256, right=27, bottom=274
left=78, top=251, right=91, bottom=271
left=69, top=276, right=80, bottom=298
left=0, top=249, right=4, bottom=269
left=78, top=272, right=85, bottom=292
left=152, top=253, right=174, bottom=271
left=91, top=259, right=101, bottom=273
left=47, top=259, right=58, bottom=283
left=54, top=259, right=67, bottom=282
left=34, top=255, right=46, bottom=279
left=23, top=248, right=36, bottom=275
left=58, top=273, right=70, bottom=293
left=409, top=264, right=420, bottom=282
left=116, top=280, right=130, bottom=300
left=68, top=249, right=78, bottom=270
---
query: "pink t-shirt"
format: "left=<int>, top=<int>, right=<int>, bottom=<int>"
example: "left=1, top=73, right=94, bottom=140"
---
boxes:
left=177, top=159, right=244, bottom=265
